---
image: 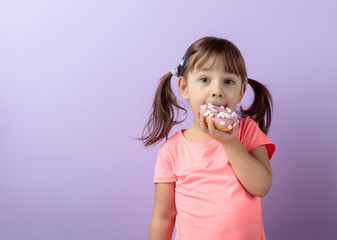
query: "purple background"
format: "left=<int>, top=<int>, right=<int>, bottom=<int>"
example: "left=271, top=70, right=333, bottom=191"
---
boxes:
left=1, top=1, right=336, bottom=239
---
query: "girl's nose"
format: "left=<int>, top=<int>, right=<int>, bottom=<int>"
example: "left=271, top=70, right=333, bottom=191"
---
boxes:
left=212, top=82, right=223, bottom=97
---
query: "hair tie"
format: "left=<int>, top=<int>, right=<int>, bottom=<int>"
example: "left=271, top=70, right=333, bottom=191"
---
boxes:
left=171, top=59, right=185, bottom=77
left=179, top=59, right=185, bottom=67
left=171, top=67, right=178, bottom=77
left=244, top=76, right=248, bottom=83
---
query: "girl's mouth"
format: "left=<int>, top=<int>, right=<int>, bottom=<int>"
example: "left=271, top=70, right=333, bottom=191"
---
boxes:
left=206, top=103, right=227, bottom=108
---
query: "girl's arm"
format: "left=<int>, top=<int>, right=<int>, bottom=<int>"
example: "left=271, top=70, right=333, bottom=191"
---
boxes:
left=199, top=117, right=273, bottom=198
left=222, top=140, right=273, bottom=197
left=148, top=182, right=177, bottom=240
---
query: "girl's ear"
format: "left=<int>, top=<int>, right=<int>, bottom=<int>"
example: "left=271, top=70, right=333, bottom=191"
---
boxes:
left=178, top=77, right=189, bottom=100
left=239, top=82, right=247, bottom=102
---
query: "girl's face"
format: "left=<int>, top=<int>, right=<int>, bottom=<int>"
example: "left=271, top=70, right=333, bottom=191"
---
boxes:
left=178, top=57, right=246, bottom=121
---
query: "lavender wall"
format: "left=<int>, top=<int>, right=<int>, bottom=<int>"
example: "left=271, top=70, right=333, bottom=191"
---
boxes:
left=1, top=1, right=336, bottom=239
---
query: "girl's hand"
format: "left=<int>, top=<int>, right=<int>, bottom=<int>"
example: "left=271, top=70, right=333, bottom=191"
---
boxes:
left=198, top=112, right=240, bottom=145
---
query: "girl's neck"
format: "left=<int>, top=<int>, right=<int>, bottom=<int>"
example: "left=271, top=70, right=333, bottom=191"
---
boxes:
left=182, top=120, right=214, bottom=142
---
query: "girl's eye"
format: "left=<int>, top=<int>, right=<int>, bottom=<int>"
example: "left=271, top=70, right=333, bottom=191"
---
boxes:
left=224, top=79, right=234, bottom=85
left=200, top=77, right=210, bottom=83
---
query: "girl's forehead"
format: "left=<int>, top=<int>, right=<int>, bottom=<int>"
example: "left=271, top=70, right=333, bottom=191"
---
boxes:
left=191, top=55, right=226, bottom=73
left=192, top=59, right=231, bottom=75
left=186, top=51, right=245, bottom=79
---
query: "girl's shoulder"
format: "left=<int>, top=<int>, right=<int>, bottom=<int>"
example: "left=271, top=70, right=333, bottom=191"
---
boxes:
left=158, top=130, right=183, bottom=152
left=238, top=117, right=266, bottom=140
left=238, top=117, right=257, bottom=131
left=239, top=117, right=255, bottom=124
left=238, top=117, right=276, bottom=159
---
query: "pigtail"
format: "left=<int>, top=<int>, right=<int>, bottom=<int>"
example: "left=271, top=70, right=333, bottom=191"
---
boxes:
left=239, top=78, right=273, bottom=135
left=138, top=72, right=187, bottom=147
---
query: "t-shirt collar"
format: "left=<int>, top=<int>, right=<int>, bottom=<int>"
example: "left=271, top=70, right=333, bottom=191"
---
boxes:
left=178, top=129, right=219, bottom=148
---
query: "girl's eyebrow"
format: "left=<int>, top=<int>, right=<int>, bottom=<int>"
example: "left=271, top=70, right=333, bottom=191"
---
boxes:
left=197, top=70, right=239, bottom=79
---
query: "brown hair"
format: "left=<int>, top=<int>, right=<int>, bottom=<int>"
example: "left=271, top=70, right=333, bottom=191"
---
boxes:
left=139, top=36, right=273, bottom=147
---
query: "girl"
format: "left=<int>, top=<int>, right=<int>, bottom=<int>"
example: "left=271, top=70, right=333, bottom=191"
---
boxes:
left=140, top=36, right=276, bottom=240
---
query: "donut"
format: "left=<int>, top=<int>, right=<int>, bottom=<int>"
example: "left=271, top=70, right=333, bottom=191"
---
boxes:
left=199, top=103, right=239, bottom=131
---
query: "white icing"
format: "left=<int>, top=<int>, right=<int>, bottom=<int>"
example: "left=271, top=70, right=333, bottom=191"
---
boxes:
left=224, top=113, right=230, bottom=119
left=217, top=112, right=225, bottom=118
left=200, top=104, right=238, bottom=128
left=204, top=110, right=211, bottom=117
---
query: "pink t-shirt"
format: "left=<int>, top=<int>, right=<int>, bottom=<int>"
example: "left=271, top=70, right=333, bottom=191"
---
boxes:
left=153, top=117, right=276, bottom=240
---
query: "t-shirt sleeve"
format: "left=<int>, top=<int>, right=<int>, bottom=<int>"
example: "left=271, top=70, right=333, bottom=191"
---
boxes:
left=239, top=118, right=276, bottom=160
left=153, top=146, right=178, bottom=183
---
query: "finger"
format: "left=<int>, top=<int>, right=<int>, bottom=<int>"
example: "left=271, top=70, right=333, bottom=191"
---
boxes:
left=208, top=119, right=217, bottom=135
left=199, top=113, right=208, bottom=132
left=231, top=122, right=240, bottom=135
